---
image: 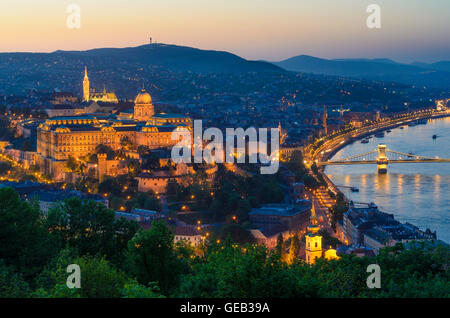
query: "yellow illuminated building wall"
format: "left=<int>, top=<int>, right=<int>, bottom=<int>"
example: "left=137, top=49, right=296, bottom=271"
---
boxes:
left=83, top=67, right=90, bottom=102
left=305, top=201, right=323, bottom=264
left=36, top=86, right=192, bottom=176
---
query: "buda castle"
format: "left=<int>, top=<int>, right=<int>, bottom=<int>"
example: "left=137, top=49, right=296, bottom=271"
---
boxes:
left=36, top=68, right=192, bottom=181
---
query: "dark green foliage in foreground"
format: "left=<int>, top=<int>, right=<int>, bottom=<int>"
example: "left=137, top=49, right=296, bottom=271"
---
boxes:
left=45, top=197, right=138, bottom=268
left=178, top=241, right=449, bottom=298
left=0, top=187, right=56, bottom=279
left=0, top=261, right=31, bottom=298
left=34, top=248, right=162, bottom=298
left=0, top=187, right=448, bottom=298
left=127, top=220, right=188, bottom=296
left=178, top=243, right=320, bottom=298
left=210, top=167, right=284, bottom=221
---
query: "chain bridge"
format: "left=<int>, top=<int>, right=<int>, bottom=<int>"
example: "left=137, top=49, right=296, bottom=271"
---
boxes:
left=319, top=144, right=450, bottom=173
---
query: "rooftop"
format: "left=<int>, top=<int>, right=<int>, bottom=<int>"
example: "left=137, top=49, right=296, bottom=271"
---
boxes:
left=173, top=226, right=201, bottom=237
left=131, top=208, right=158, bottom=215
left=259, top=223, right=289, bottom=237
left=47, top=115, right=97, bottom=121
left=249, top=203, right=311, bottom=217
left=152, top=113, right=189, bottom=119
left=28, top=190, right=105, bottom=203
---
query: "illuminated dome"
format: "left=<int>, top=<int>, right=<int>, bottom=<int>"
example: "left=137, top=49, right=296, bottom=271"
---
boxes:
left=135, top=89, right=152, bottom=105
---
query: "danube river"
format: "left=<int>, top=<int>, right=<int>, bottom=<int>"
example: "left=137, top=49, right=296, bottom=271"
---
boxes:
left=325, top=116, right=450, bottom=243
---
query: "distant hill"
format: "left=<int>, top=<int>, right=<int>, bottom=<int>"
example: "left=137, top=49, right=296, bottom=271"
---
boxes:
left=333, top=58, right=399, bottom=65
left=44, top=43, right=284, bottom=74
left=274, top=55, right=450, bottom=88
left=0, top=43, right=284, bottom=96
left=411, top=61, right=450, bottom=73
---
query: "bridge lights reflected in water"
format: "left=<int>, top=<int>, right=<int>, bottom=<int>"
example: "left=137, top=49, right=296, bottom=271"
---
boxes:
left=361, top=174, right=367, bottom=188
left=374, top=174, right=380, bottom=191
left=398, top=174, right=403, bottom=194
left=384, top=173, right=390, bottom=191
left=434, top=175, right=440, bottom=200
left=415, top=174, right=421, bottom=191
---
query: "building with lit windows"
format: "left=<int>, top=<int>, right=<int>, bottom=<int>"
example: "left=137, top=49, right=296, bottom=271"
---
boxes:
left=83, top=67, right=118, bottom=103
left=36, top=75, right=192, bottom=181
left=173, top=226, right=203, bottom=246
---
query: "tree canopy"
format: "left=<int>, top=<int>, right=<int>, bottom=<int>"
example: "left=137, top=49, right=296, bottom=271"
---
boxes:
left=0, top=187, right=448, bottom=298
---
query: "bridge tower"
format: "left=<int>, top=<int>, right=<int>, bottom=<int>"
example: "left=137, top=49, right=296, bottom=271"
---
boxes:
left=377, top=144, right=388, bottom=174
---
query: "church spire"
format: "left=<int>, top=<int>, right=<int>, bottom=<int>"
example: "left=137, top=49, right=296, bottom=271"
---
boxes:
left=307, top=199, right=320, bottom=234
left=83, top=66, right=90, bottom=102
left=305, top=198, right=323, bottom=264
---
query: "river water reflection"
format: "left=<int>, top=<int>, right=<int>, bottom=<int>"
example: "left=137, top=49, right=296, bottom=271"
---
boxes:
left=325, top=117, right=450, bottom=243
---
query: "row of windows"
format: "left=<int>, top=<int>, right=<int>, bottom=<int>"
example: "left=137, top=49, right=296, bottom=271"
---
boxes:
left=54, top=133, right=175, bottom=143
left=52, top=138, right=172, bottom=148
left=307, top=241, right=319, bottom=248
left=56, top=133, right=128, bottom=142
left=55, top=146, right=94, bottom=152
left=142, top=181, right=163, bottom=186
left=174, top=236, right=201, bottom=242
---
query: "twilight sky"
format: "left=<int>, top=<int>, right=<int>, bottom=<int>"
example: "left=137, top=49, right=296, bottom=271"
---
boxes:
left=1, top=0, right=449, bottom=62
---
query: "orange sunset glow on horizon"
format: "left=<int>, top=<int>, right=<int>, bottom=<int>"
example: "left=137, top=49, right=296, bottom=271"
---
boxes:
left=0, top=0, right=449, bottom=62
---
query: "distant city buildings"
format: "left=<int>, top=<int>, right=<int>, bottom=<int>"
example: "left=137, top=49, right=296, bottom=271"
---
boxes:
left=29, top=189, right=107, bottom=216
left=249, top=203, right=311, bottom=232
left=341, top=201, right=437, bottom=255
left=0, top=180, right=107, bottom=216
left=51, top=92, right=78, bottom=105
left=115, top=208, right=161, bottom=223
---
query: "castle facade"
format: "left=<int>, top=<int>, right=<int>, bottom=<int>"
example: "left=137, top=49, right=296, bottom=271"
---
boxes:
left=36, top=69, right=192, bottom=181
